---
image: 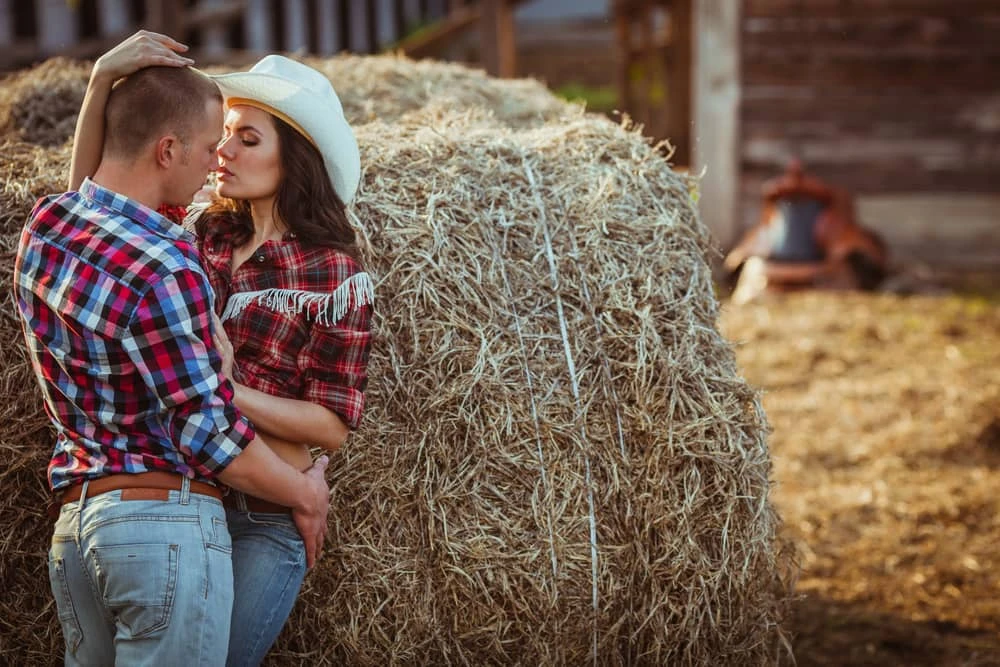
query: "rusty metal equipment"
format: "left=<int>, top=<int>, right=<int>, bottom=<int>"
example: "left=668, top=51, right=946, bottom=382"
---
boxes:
left=724, top=160, right=888, bottom=302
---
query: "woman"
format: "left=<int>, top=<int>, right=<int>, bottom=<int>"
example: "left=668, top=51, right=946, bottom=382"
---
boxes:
left=70, top=32, right=373, bottom=666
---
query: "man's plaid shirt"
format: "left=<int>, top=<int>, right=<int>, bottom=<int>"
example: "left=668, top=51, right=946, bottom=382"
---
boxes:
left=194, top=209, right=373, bottom=430
left=15, top=179, right=256, bottom=491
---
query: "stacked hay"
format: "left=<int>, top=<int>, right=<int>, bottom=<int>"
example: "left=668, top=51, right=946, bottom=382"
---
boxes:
left=0, top=55, right=792, bottom=666
left=0, top=58, right=90, bottom=146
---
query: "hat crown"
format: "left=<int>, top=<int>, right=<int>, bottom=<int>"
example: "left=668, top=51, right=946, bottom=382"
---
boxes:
left=249, top=55, right=344, bottom=113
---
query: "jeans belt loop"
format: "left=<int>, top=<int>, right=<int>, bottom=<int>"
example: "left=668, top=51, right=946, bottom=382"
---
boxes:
left=236, top=490, right=249, bottom=512
left=179, top=476, right=191, bottom=505
left=76, top=479, right=90, bottom=537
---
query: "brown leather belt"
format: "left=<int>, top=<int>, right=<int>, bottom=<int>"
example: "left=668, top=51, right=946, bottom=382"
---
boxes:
left=222, top=491, right=291, bottom=514
left=59, top=471, right=223, bottom=506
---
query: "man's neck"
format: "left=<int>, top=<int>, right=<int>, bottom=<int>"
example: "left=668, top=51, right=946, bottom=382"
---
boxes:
left=90, top=159, right=162, bottom=212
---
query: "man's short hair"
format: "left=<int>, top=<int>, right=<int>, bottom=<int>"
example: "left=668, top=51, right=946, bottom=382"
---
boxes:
left=103, top=66, right=222, bottom=159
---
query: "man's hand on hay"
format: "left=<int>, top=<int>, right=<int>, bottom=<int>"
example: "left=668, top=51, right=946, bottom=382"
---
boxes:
left=93, top=30, right=193, bottom=84
left=293, top=455, right=331, bottom=569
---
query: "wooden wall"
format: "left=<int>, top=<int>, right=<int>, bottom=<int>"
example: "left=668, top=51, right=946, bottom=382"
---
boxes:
left=738, top=0, right=1000, bottom=264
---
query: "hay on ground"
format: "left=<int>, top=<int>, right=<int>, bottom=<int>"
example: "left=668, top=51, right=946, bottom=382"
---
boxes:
left=0, top=54, right=792, bottom=666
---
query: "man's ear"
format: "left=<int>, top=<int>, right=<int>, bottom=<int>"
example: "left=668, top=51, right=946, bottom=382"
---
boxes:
left=155, top=135, right=178, bottom=169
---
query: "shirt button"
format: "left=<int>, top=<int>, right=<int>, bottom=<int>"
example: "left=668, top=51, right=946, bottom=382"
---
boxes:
left=255, top=254, right=265, bottom=263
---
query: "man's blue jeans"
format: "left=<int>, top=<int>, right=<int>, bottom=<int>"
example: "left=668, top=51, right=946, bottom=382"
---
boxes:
left=49, top=478, right=234, bottom=666
left=225, top=503, right=307, bottom=667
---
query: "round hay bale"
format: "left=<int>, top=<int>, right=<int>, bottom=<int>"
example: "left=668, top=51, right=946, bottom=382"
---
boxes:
left=303, top=53, right=575, bottom=127
left=0, top=58, right=90, bottom=146
left=0, top=141, right=70, bottom=667
left=0, top=55, right=792, bottom=666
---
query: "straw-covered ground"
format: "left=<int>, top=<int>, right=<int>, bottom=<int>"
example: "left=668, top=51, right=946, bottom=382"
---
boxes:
left=721, top=289, right=1000, bottom=666
left=0, top=55, right=791, bottom=665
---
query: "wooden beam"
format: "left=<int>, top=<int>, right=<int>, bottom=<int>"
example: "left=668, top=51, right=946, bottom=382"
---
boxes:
left=179, top=0, right=245, bottom=31
left=479, top=0, right=516, bottom=78
left=395, top=4, right=479, bottom=56
left=693, top=0, right=742, bottom=250
left=0, top=0, right=13, bottom=47
left=36, top=0, right=78, bottom=55
left=97, top=0, right=131, bottom=37
left=283, top=0, right=309, bottom=53
left=614, top=9, right=633, bottom=121
left=244, top=0, right=272, bottom=52
left=146, top=0, right=183, bottom=40
left=200, top=0, right=229, bottom=58
left=668, top=0, right=692, bottom=164
left=316, top=0, right=341, bottom=55
left=637, top=6, right=653, bottom=131
left=348, top=0, right=371, bottom=52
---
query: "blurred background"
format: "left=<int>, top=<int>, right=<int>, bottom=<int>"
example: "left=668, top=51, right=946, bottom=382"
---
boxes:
left=0, top=0, right=997, bottom=284
left=1, top=2, right=998, bottom=665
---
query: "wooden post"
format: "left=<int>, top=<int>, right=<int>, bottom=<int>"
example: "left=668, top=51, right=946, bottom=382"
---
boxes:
left=147, top=0, right=182, bottom=40
left=200, top=0, right=227, bottom=58
left=392, top=0, right=409, bottom=42
left=668, top=0, right=692, bottom=164
left=479, top=0, right=515, bottom=77
left=693, top=0, right=742, bottom=250
left=614, top=5, right=632, bottom=123
left=316, top=0, right=341, bottom=55
left=637, top=4, right=653, bottom=133
left=36, top=0, right=78, bottom=55
left=244, top=0, right=271, bottom=52
left=97, top=0, right=130, bottom=37
left=376, top=0, right=396, bottom=48
left=348, top=0, right=371, bottom=52
left=0, top=0, right=14, bottom=47
left=283, top=0, right=309, bottom=53
left=365, top=0, right=379, bottom=50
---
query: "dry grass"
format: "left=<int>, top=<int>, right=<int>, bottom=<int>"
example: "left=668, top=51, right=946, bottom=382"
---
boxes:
left=0, top=55, right=791, bottom=665
left=721, top=290, right=1000, bottom=666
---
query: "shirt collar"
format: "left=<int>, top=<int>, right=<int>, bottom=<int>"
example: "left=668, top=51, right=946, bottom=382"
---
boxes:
left=79, top=177, right=193, bottom=242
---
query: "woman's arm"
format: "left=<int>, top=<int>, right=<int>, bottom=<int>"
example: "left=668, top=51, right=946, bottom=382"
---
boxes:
left=232, top=383, right=351, bottom=453
left=69, top=30, right=194, bottom=190
left=210, top=311, right=351, bottom=453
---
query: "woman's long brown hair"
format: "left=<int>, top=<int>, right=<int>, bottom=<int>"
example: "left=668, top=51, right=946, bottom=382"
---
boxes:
left=197, top=115, right=361, bottom=262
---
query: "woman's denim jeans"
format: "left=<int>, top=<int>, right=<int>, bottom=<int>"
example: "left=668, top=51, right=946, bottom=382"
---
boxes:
left=49, top=479, right=234, bottom=666
left=225, top=504, right=307, bottom=667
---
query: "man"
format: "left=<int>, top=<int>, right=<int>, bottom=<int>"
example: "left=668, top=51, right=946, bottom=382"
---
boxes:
left=15, top=45, right=330, bottom=665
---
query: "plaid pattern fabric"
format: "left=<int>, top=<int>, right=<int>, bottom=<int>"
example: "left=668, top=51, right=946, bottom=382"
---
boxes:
left=14, top=179, right=255, bottom=491
left=197, top=216, right=373, bottom=430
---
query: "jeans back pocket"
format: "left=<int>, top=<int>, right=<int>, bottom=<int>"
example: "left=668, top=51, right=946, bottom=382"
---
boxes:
left=91, top=543, right=179, bottom=638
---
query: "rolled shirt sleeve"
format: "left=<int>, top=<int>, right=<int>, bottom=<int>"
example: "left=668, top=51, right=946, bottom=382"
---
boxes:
left=298, top=293, right=372, bottom=430
left=124, top=269, right=255, bottom=477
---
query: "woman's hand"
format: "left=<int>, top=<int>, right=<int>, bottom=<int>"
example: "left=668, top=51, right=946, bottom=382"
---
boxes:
left=211, top=311, right=235, bottom=381
left=93, top=30, right=193, bottom=84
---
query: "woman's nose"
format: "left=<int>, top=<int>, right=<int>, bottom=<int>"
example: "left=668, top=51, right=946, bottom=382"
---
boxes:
left=217, top=138, right=234, bottom=159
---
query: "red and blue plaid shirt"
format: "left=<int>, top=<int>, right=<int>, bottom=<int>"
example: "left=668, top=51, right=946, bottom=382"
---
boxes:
left=193, top=209, right=373, bottom=429
left=15, top=179, right=256, bottom=491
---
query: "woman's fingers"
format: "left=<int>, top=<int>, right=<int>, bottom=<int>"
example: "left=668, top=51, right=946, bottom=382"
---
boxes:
left=95, top=30, right=193, bottom=80
left=141, top=29, right=190, bottom=52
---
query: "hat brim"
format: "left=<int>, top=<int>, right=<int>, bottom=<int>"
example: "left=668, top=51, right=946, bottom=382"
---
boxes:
left=208, top=70, right=361, bottom=204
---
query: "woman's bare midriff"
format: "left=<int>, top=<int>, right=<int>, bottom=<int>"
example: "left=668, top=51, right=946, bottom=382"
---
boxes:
left=260, top=433, right=314, bottom=473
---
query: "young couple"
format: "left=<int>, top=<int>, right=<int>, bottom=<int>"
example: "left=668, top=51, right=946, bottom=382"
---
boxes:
left=14, top=31, right=372, bottom=665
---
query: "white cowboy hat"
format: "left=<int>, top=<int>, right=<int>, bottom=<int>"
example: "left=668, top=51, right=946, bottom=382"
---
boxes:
left=208, top=55, right=361, bottom=204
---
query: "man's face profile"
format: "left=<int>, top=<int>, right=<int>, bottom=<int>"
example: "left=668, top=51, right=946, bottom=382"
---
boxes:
left=167, top=97, right=224, bottom=207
